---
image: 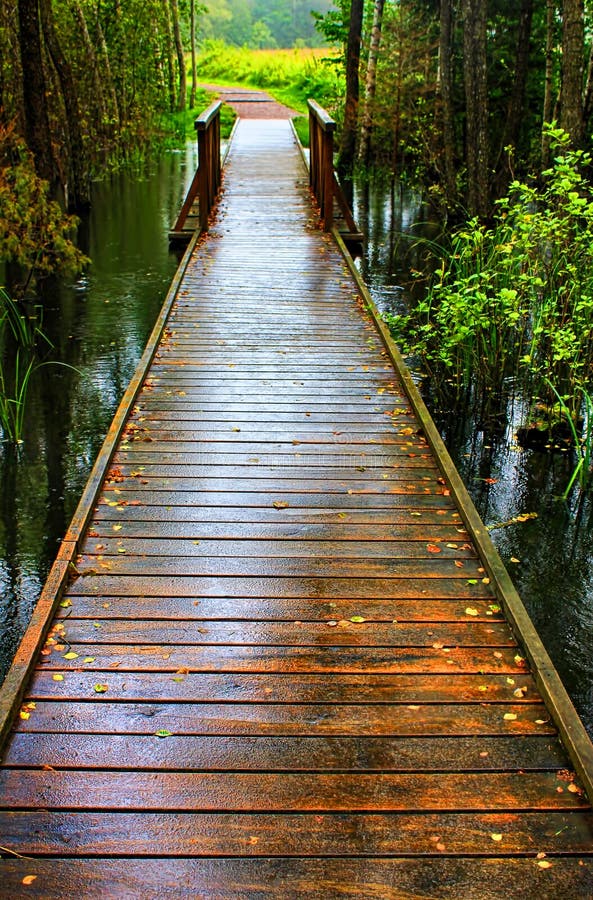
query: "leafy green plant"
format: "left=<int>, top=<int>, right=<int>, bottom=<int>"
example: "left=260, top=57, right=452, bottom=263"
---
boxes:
left=386, top=126, right=593, bottom=457
left=0, top=122, right=89, bottom=290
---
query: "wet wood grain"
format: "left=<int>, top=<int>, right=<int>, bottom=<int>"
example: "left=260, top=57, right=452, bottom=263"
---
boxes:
left=1, top=117, right=591, bottom=893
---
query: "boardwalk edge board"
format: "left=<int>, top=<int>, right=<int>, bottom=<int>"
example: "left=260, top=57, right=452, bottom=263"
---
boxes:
left=0, top=229, right=203, bottom=750
left=331, top=224, right=593, bottom=803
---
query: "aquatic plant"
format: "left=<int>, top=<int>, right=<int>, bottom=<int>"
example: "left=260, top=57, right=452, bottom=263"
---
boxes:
left=0, top=288, right=77, bottom=444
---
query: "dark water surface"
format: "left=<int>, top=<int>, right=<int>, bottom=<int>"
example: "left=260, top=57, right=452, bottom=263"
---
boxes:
left=1, top=158, right=592, bottom=740
left=354, top=178, right=593, bottom=737
left=0, top=143, right=197, bottom=681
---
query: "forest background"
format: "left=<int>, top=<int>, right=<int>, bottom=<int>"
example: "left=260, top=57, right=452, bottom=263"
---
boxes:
left=3, top=0, right=593, bottom=451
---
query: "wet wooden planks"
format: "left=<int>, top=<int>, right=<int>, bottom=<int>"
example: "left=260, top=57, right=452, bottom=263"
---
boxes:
left=1, top=118, right=593, bottom=897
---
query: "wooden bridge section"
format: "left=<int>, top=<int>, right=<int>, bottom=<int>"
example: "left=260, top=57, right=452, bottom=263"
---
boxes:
left=1, top=118, right=593, bottom=897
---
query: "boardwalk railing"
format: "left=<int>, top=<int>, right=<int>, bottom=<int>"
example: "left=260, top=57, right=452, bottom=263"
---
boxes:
left=307, top=98, right=363, bottom=247
left=169, top=100, right=222, bottom=242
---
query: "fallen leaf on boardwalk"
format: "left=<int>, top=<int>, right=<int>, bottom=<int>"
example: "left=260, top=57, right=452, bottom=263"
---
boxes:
left=112, top=524, right=122, bottom=532
left=467, top=579, right=478, bottom=585
left=59, top=599, right=72, bottom=609
left=22, top=876, right=37, bottom=885
left=155, top=729, right=173, bottom=738
left=465, top=608, right=479, bottom=617
left=94, top=683, right=108, bottom=693
left=503, top=713, right=518, bottom=721
left=63, top=652, right=78, bottom=660
left=493, top=652, right=503, bottom=659
left=446, top=543, right=458, bottom=549
left=52, top=674, right=64, bottom=682
left=537, top=860, right=552, bottom=869
left=326, top=620, right=338, bottom=627
left=513, top=687, right=527, bottom=698
left=83, top=657, right=96, bottom=664
left=514, top=654, right=526, bottom=666
left=273, top=500, right=289, bottom=509
left=510, top=557, right=520, bottom=564
left=407, top=705, right=421, bottom=711
left=490, top=834, right=503, bottom=842
left=350, top=616, right=365, bottom=623
left=568, top=783, right=581, bottom=794
left=172, top=677, right=184, bottom=683
left=427, top=543, right=441, bottom=553
left=19, top=711, right=30, bottom=720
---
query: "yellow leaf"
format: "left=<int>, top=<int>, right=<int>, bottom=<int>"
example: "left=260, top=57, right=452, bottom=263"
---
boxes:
left=112, top=524, right=123, bottom=532
left=63, top=652, right=78, bottom=660
left=465, top=607, right=479, bottom=617
left=537, top=860, right=552, bottom=869
left=490, top=833, right=503, bottom=842
left=503, top=713, right=517, bottom=721
left=272, top=500, right=289, bottom=509
left=19, top=711, right=30, bottom=720
left=83, top=657, right=96, bottom=663
left=52, top=674, right=64, bottom=682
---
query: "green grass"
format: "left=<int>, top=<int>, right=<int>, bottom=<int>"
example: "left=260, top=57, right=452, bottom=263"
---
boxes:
left=196, top=41, right=342, bottom=115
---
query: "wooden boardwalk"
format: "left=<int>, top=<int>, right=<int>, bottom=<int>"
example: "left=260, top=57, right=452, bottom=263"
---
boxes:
left=1, top=118, right=593, bottom=897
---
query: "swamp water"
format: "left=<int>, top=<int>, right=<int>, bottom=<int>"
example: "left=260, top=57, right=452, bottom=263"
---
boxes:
left=0, top=159, right=592, bottom=737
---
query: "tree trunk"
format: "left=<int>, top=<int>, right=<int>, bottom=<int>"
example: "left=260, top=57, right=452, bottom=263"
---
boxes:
left=17, top=0, right=57, bottom=189
left=39, top=0, right=89, bottom=209
left=502, top=0, right=533, bottom=153
left=358, top=0, right=385, bottom=166
left=461, top=0, right=489, bottom=218
left=69, top=0, right=109, bottom=141
left=337, top=0, right=364, bottom=179
left=494, top=0, right=533, bottom=195
left=164, top=0, right=177, bottom=112
left=542, top=0, right=557, bottom=167
left=94, top=11, right=120, bottom=130
left=190, top=0, right=197, bottom=109
left=560, top=0, right=584, bottom=144
left=438, top=0, right=456, bottom=204
left=170, top=0, right=186, bottom=113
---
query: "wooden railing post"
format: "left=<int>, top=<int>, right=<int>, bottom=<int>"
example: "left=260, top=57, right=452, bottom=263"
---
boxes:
left=170, top=100, right=222, bottom=240
left=196, top=100, right=222, bottom=233
left=306, top=98, right=363, bottom=249
left=307, top=99, right=336, bottom=231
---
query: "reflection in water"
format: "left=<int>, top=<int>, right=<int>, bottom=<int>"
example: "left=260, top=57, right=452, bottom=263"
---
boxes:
left=0, top=143, right=198, bottom=681
left=354, top=177, right=593, bottom=736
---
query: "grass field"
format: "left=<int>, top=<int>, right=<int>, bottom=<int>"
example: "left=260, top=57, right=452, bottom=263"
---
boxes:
left=196, top=42, right=342, bottom=116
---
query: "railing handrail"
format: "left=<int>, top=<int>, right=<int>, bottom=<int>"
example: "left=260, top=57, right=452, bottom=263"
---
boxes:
left=195, top=100, right=222, bottom=132
left=307, top=99, right=335, bottom=230
left=307, top=98, right=336, bottom=133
